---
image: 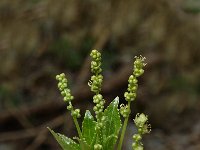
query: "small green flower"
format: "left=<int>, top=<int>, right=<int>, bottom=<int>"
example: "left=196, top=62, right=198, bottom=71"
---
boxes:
left=133, top=56, right=146, bottom=77
left=134, top=113, right=149, bottom=130
left=132, top=113, right=151, bottom=150
left=120, top=104, right=130, bottom=118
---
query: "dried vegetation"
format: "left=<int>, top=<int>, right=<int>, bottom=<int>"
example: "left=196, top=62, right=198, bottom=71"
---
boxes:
left=0, top=0, right=200, bottom=149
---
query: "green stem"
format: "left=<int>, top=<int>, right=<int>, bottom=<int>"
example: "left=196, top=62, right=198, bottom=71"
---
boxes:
left=68, top=102, right=82, bottom=139
left=117, top=101, right=131, bottom=150
left=73, top=116, right=86, bottom=150
left=72, top=116, right=82, bottom=138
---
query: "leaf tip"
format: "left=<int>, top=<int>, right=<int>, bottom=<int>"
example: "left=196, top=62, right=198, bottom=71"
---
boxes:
left=85, top=110, right=93, bottom=119
left=113, top=96, right=119, bottom=105
left=47, top=127, right=52, bottom=132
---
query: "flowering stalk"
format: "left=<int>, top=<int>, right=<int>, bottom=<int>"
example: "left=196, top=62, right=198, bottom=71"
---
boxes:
left=88, top=50, right=105, bottom=147
left=117, top=56, right=146, bottom=150
left=56, top=73, right=82, bottom=139
left=88, top=50, right=105, bottom=120
left=132, top=113, right=151, bottom=150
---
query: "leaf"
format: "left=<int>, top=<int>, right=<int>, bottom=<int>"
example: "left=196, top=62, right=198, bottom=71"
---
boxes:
left=82, top=110, right=96, bottom=146
left=103, top=134, right=118, bottom=150
left=80, top=138, right=91, bottom=150
left=48, top=127, right=80, bottom=150
left=102, top=97, right=122, bottom=148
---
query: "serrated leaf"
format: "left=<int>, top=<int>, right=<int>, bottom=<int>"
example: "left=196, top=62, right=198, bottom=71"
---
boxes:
left=103, top=134, right=118, bottom=150
left=82, top=110, right=96, bottom=146
left=102, top=97, right=122, bottom=148
left=48, top=127, right=80, bottom=150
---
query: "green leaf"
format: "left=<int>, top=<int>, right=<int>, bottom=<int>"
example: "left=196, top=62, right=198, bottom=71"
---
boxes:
left=82, top=110, right=96, bottom=146
left=80, top=138, right=91, bottom=150
left=102, top=97, right=122, bottom=148
left=48, top=127, right=80, bottom=150
left=103, top=134, right=118, bottom=150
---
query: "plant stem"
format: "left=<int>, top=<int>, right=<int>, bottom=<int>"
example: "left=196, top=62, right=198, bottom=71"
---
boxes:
left=117, top=101, right=131, bottom=150
left=68, top=102, right=82, bottom=139
left=72, top=116, right=82, bottom=138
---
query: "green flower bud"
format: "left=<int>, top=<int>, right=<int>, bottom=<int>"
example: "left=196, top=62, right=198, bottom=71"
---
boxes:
left=99, top=108, right=103, bottom=113
left=67, top=105, right=72, bottom=110
left=93, top=106, right=97, bottom=111
left=100, top=101, right=104, bottom=106
left=132, top=142, right=137, bottom=148
left=132, top=144, right=143, bottom=150
left=63, top=97, right=68, bottom=102
left=97, top=94, right=102, bottom=99
left=58, top=82, right=62, bottom=88
left=60, top=73, right=65, bottom=78
left=71, top=111, right=76, bottom=117
left=56, top=75, right=60, bottom=80
left=94, top=144, right=102, bottom=150
left=96, top=103, right=101, bottom=108
left=61, top=91, right=66, bottom=96
left=133, top=134, right=142, bottom=141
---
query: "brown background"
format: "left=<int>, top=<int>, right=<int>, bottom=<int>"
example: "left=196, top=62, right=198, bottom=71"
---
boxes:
left=0, top=0, right=200, bottom=149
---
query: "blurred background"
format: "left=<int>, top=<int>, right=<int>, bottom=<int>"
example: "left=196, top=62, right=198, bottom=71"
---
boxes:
left=0, top=0, right=200, bottom=150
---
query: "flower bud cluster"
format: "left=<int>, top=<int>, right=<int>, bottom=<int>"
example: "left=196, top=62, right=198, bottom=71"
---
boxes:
left=88, top=50, right=105, bottom=119
left=56, top=73, right=74, bottom=102
left=94, top=144, right=103, bottom=150
left=88, top=75, right=103, bottom=93
left=134, top=113, right=151, bottom=135
left=71, top=109, right=81, bottom=118
left=90, top=50, right=102, bottom=74
left=132, top=113, right=151, bottom=150
left=88, top=50, right=103, bottom=93
left=93, top=94, right=105, bottom=116
left=133, top=56, right=146, bottom=77
left=124, top=75, right=138, bottom=102
left=120, top=104, right=130, bottom=118
left=124, top=56, right=146, bottom=102
left=132, top=141, right=143, bottom=150
left=56, top=73, right=80, bottom=118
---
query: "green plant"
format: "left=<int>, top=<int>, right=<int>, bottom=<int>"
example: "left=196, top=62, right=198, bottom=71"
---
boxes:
left=48, top=50, right=151, bottom=150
